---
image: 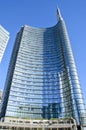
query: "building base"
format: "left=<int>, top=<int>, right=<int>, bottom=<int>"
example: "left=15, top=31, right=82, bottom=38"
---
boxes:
left=0, top=117, right=81, bottom=130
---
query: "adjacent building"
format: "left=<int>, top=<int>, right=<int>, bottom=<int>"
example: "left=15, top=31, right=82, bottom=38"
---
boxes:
left=0, top=25, right=9, bottom=62
left=0, top=9, right=86, bottom=129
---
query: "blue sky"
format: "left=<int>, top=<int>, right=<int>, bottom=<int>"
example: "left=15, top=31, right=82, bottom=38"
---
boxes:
left=0, top=0, right=86, bottom=104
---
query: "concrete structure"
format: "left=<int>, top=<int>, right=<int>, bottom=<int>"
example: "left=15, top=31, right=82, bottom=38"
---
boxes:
left=0, top=8, right=86, bottom=130
left=0, top=117, right=77, bottom=130
left=0, top=25, right=9, bottom=62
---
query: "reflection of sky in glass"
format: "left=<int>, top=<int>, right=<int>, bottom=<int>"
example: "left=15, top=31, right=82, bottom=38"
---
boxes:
left=1, top=19, right=86, bottom=125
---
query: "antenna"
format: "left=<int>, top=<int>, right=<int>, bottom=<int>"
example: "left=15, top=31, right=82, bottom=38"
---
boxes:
left=57, top=7, right=63, bottom=21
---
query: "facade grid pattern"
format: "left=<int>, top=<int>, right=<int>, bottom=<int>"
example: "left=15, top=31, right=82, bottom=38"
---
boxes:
left=0, top=9, right=86, bottom=128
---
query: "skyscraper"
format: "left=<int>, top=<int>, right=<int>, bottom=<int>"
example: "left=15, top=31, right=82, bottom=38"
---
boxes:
left=0, top=9, right=86, bottom=128
left=0, top=25, right=9, bottom=62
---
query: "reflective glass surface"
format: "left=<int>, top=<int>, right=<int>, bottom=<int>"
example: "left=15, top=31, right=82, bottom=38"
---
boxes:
left=1, top=20, right=86, bottom=125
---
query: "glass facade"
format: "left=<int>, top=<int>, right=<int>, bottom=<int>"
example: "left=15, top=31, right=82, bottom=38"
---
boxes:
left=0, top=10, right=86, bottom=126
left=0, top=25, right=9, bottom=62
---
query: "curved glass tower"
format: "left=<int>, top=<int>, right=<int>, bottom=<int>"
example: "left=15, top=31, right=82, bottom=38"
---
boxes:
left=0, top=9, right=86, bottom=126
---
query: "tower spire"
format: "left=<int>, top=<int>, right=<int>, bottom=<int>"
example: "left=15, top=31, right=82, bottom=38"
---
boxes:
left=57, top=7, right=63, bottom=21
